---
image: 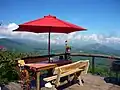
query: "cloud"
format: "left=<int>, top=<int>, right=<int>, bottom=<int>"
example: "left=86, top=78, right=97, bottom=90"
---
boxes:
left=0, top=23, right=67, bottom=44
left=0, top=23, right=120, bottom=45
left=73, top=34, right=120, bottom=44
left=0, top=23, right=41, bottom=40
left=75, top=34, right=104, bottom=42
left=106, top=37, right=120, bottom=43
left=0, top=23, right=19, bottom=38
left=7, top=23, right=19, bottom=30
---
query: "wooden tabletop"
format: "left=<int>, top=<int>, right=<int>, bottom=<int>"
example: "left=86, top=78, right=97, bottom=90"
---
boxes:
left=49, top=60, right=72, bottom=66
left=24, top=60, right=72, bottom=71
left=25, top=63, right=57, bottom=71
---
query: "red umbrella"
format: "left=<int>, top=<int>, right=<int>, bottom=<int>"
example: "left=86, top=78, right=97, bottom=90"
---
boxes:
left=14, top=15, right=86, bottom=62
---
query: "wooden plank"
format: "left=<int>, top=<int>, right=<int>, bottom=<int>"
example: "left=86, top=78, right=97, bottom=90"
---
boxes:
left=23, top=57, right=49, bottom=64
left=92, top=57, right=95, bottom=74
left=71, top=53, right=120, bottom=60
left=54, top=60, right=88, bottom=75
left=36, top=71, right=40, bottom=90
left=25, top=63, right=56, bottom=71
left=44, top=68, right=83, bottom=82
left=43, top=75, right=57, bottom=82
left=49, top=60, right=72, bottom=66
left=61, top=68, right=83, bottom=77
left=36, top=64, right=56, bottom=71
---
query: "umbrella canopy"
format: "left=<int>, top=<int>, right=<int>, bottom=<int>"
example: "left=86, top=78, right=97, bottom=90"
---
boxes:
left=14, top=15, right=87, bottom=62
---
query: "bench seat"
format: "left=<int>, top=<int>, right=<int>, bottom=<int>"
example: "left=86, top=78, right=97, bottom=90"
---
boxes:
left=44, top=68, right=83, bottom=82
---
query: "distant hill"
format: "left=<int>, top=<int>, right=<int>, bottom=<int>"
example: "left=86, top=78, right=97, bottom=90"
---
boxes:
left=0, top=38, right=64, bottom=52
left=78, top=43, right=120, bottom=56
left=0, top=38, right=120, bottom=56
left=0, top=38, right=32, bottom=52
left=11, top=38, right=48, bottom=50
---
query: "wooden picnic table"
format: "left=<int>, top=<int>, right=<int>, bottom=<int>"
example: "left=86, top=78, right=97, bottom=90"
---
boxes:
left=24, top=60, right=72, bottom=90
left=25, top=63, right=56, bottom=90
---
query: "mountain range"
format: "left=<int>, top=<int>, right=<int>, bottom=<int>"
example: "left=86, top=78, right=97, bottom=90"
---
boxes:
left=0, top=38, right=120, bottom=56
left=78, top=43, right=120, bottom=56
left=1, top=38, right=47, bottom=52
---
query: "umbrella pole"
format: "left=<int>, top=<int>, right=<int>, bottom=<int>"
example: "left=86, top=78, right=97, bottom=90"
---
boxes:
left=48, top=30, right=50, bottom=62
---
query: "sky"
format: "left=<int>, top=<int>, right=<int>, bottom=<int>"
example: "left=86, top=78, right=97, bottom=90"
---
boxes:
left=0, top=0, right=120, bottom=45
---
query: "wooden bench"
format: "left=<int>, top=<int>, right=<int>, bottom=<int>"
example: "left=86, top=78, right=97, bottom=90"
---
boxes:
left=43, top=60, right=89, bottom=87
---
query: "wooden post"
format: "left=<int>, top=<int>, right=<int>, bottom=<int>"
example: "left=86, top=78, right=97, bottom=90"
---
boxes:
left=116, top=72, right=119, bottom=82
left=64, top=53, right=67, bottom=60
left=92, top=57, right=95, bottom=74
left=36, top=71, right=40, bottom=90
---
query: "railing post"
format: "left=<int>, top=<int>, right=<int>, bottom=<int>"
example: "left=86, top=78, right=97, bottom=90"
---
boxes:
left=92, top=56, right=95, bottom=74
left=64, top=53, right=67, bottom=60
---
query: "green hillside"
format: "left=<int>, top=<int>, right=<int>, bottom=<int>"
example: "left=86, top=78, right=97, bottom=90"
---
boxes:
left=0, top=38, right=64, bottom=53
left=0, top=38, right=34, bottom=52
left=78, top=43, right=120, bottom=56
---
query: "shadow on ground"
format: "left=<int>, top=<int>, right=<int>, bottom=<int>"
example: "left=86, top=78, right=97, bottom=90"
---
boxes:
left=40, top=74, right=84, bottom=90
left=104, top=77, right=120, bottom=86
left=57, top=80, right=84, bottom=90
left=1, top=87, right=9, bottom=90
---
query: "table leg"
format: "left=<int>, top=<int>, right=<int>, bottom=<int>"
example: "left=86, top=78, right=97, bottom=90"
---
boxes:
left=36, top=71, right=40, bottom=90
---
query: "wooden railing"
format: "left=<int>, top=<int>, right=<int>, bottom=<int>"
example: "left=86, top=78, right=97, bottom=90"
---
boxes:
left=22, top=53, right=120, bottom=74
left=71, top=53, right=120, bottom=74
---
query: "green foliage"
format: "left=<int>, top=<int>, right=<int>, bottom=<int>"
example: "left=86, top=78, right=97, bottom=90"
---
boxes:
left=0, top=51, right=21, bottom=84
left=0, top=51, right=40, bottom=84
left=95, top=66, right=109, bottom=76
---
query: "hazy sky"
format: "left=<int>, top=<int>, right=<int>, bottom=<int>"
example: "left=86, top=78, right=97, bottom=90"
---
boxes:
left=0, top=0, right=120, bottom=44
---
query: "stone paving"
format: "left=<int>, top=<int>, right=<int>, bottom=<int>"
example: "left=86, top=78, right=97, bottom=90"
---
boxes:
left=62, top=74, right=120, bottom=90
left=2, top=73, right=120, bottom=90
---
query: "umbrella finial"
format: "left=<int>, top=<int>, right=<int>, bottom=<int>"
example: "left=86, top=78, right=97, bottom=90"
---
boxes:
left=44, top=15, right=56, bottom=18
